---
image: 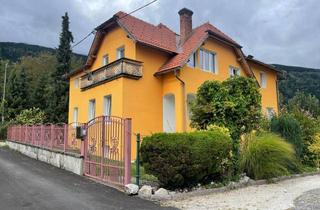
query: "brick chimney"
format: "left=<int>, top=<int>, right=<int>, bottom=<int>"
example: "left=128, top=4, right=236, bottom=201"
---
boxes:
left=179, top=8, right=193, bottom=44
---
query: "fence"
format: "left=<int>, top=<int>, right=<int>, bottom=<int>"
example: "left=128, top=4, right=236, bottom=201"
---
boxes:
left=7, top=123, right=85, bottom=155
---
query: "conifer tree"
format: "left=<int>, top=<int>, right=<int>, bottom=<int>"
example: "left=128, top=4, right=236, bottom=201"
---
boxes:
left=46, top=12, right=73, bottom=123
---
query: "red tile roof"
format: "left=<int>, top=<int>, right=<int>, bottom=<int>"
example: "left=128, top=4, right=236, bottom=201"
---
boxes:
left=157, top=23, right=241, bottom=74
left=115, top=12, right=178, bottom=53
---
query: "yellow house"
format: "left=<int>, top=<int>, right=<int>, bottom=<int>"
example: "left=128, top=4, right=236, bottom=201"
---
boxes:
left=67, top=8, right=280, bottom=157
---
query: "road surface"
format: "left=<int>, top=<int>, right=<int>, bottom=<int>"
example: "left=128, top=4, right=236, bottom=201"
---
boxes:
left=0, top=146, right=175, bottom=210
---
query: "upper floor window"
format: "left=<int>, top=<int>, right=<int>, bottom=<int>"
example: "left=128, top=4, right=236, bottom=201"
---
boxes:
left=88, top=99, right=96, bottom=121
left=229, top=66, right=240, bottom=77
left=74, top=78, right=79, bottom=89
left=200, top=49, right=216, bottom=73
left=260, top=72, right=266, bottom=88
left=102, top=54, right=109, bottom=66
left=187, top=52, right=197, bottom=68
left=117, top=46, right=125, bottom=59
left=103, top=95, right=112, bottom=116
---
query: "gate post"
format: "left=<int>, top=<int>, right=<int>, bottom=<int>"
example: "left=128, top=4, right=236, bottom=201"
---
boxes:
left=124, top=118, right=132, bottom=185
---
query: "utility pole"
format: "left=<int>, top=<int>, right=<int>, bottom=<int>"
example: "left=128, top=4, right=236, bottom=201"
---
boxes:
left=2, top=62, right=8, bottom=123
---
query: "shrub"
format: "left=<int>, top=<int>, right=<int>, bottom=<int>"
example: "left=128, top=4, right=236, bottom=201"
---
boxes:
left=270, top=113, right=303, bottom=157
left=308, top=133, right=320, bottom=168
left=140, top=129, right=232, bottom=189
left=14, top=107, right=46, bottom=125
left=240, top=132, right=300, bottom=180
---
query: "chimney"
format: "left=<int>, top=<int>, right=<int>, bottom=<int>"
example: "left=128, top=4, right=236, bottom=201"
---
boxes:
left=179, top=8, right=193, bottom=43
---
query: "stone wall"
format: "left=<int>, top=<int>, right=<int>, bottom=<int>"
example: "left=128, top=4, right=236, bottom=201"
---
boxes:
left=6, top=140, right=83, bottom=175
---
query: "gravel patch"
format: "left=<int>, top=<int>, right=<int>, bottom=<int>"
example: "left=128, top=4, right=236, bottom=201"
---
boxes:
left=164, top=174, right=320, bottom=210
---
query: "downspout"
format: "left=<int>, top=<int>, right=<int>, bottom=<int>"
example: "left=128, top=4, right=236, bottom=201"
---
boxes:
left=174, top=69, right=186, bottom=132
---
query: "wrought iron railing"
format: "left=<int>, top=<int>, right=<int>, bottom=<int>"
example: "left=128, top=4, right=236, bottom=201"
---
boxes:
left=80, top=58, right=143, bottom=90
left=7, top=123, right=85, bottom=155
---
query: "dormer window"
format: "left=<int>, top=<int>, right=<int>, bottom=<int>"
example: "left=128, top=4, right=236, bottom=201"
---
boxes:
left=117, top=46, right=125, bottom=59
left=187, top=52, right=197, bottom=68
left=229, top=66, right=240, bottom=77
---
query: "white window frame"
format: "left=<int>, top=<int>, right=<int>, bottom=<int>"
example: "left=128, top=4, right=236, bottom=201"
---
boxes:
left=116, top=46, right=125, bottom=59
left=229, top=66, right=240, bottom=77
left=88, top=99, right=96, bottom=121
left=187, top=52, right=197, bottom=68
left=103, top=95, right=112, bottom=116
left=200, top=48, right=217, bottom=74
left=260, top=72, right=267, bottom=88
left=102, top=54, right=109, bottom=66
left=73, top=107, right=78, bottom=125
left=74, top=78, right=79, bottom=89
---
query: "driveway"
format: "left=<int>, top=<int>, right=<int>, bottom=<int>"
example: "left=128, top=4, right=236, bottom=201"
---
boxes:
left=0, top=146, right=175, bottom=210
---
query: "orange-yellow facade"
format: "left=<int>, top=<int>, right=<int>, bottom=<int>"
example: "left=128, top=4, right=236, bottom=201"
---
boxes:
left=68, top=25, right=279, bottom=159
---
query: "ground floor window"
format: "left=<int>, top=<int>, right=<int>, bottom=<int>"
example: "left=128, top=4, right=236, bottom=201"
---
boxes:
left=266, top=107, right=275, bottom=120
left=103, top=95, right=112, bottom=116
left=73, top=107, right=78, bottom=124
left=88, top=99, right=96, bottom=121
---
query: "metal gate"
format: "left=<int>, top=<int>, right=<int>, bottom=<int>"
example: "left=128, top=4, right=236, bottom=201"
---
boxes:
left=83, top=116, right=131, bottom=187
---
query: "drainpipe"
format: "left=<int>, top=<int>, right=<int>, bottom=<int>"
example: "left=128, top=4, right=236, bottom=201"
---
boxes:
left=174, top=69, right=186, bottom=132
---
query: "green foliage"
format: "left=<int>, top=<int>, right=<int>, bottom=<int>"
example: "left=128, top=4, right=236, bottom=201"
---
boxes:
left=0, top=121, right=12, bottom=140
left=308, top=133, right=320, bottom=168
left=190, top=76, right=262, bottom=173
left=43, top=12, right=74, bottom=123
left=240, top=132, right=300, bottom=180
left=191, top=76, right=261, bottom=139
left=270, top=113, right=304, bottom=157
left=288, top=91, right=320, bottom=117
left=141, top=130, right=233, bottom=189
left=14, top=107, right=46, bottom=125
left=274, top=64, right=320, bottom=103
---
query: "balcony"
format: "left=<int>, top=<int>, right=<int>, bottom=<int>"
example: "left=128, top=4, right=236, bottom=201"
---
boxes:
left=80, top=58, right=143, bottom=90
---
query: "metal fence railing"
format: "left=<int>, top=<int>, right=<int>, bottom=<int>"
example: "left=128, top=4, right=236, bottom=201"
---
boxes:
left=7, top=123, right=85, bottom=155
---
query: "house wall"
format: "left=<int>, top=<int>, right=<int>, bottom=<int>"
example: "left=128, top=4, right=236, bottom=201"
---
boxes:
left=122, top=44, right=170, bottom=159
left=68, top=26, right=136, bottom=124
left=250, top=62, right=279, bottom=114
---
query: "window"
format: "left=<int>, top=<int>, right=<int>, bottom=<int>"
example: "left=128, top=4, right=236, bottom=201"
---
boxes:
left=187, top=52, right=197, bottom=68
left=88, top=99, right=96, bottom=121
left=266, top=107, right=275, bottom=120
left=260, top=72, right=266, bottom=88
left=73, top=107, right=78, bottom=124
left=102, top=54, right=109, bottom=66
left=74, top=78, right=79, bottom=89
left=229, top=66, right=240, bottom=77
left=117, top=46, right=125, bottom=59
left=200, top=49, right=216, bottom=73
left=103, top=95, right=112, bottom=116
left=187, top=94, right=196, bottom=120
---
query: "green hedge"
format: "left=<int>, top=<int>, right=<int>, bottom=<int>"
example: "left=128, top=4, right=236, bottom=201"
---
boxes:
left=240, top=132, right=300, bottom=180
left=140, top=129, right=232, bottom=189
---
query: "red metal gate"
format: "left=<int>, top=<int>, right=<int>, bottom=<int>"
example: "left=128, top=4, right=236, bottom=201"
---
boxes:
left=83, top=116, right=131, bottom=187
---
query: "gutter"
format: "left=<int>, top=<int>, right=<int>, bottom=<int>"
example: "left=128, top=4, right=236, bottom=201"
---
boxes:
left=174, top=69, right=187, bottom=132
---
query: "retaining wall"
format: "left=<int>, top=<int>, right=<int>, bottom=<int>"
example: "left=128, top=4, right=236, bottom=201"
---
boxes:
left=6, top=140, right=83, bottom=175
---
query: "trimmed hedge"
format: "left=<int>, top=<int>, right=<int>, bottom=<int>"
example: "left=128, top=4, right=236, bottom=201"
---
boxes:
left=240, top=132, right=301, bottom=180
left=140, top=129, right=233, bottom=189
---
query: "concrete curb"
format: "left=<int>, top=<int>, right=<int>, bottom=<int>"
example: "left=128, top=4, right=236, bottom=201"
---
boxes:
left=149, top=171, right=320, bottom=202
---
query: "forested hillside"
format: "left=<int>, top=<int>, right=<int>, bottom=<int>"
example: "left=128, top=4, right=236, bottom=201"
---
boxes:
left=273, top=64, right=320, bottom=103
left=0, top=42, right=86, bottom=62
left=0, top=42, right=86, bottom=123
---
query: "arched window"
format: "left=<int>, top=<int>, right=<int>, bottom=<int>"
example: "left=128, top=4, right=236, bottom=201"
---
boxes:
left=163, top=94, right=176, bottom=132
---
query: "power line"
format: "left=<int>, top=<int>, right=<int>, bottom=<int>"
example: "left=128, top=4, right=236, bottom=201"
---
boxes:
left=71, top=0, right=158, bottom=49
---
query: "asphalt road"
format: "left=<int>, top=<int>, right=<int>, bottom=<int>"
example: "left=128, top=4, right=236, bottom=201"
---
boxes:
left=294, top=188, right=320, bottom=210
left=0, top=146, right=176, bottom=210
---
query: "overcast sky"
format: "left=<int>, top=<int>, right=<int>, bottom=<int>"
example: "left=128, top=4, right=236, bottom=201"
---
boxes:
left=0, top=0, right=319, bottom=68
